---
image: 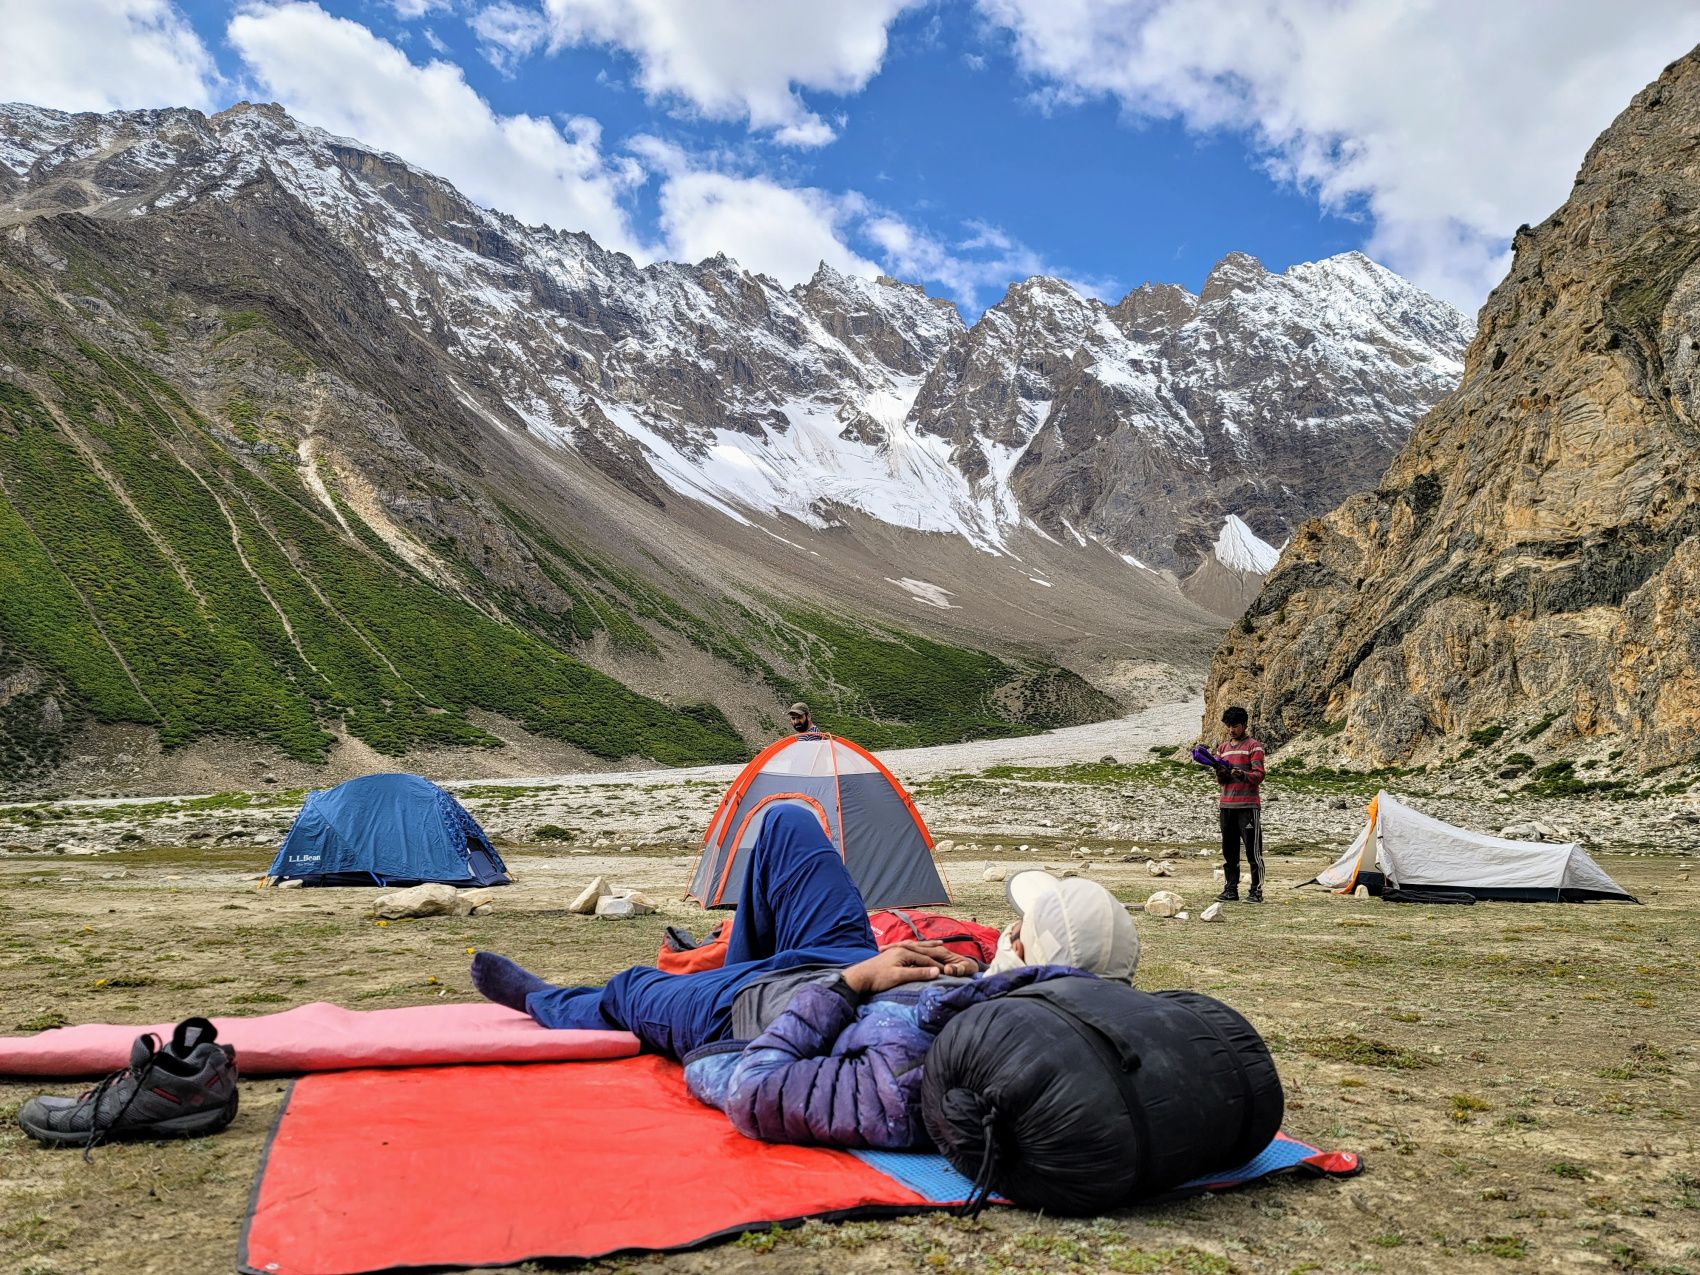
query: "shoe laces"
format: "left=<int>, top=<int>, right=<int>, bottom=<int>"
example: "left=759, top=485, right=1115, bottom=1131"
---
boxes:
left=75, top=1033, right=159, bottom=1162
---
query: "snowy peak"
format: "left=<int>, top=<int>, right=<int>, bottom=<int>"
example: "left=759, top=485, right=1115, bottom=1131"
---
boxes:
left=1199, top=250, right=1270, bottom=303
left=794, top=261, right=963, bottom=376
left=0, top=100, right=1471, bottom=583
left=1214, top=515, right=1282, bottom=574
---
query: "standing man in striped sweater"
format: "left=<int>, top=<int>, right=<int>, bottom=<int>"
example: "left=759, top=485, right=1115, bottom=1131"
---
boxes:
left=1214, top=706, right=1266, bottom=903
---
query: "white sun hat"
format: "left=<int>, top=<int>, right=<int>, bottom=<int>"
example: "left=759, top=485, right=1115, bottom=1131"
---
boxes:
left=1005, top=869, right=1140, bottom=983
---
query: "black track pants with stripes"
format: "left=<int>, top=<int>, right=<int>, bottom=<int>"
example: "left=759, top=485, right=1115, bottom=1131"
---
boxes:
left=1219, top=806, right=1265, bottom=892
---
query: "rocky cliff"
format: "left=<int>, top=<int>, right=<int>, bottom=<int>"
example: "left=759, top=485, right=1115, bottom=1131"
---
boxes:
left=1207, top=48, right=1700, bottom=770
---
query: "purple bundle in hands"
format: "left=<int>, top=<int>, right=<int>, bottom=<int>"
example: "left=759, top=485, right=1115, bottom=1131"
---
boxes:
left=1191, top=745, right=1226, bottom=768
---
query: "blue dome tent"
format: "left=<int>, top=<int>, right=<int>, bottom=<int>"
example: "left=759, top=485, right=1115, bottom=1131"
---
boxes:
left=267, top=773, right=510, bottom=887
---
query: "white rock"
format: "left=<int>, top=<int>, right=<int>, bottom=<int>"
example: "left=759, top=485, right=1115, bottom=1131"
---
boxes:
left=982, top=865, right=1007, bottom=882
left=1147, top=860, right=1174, bottom=877
left=1212, top=867, right=1226, bottom=882
left=1175, top=911, right=1190, bottom=921
left=620, top=890, right=657, bottom=910
left=568, top=876, right=611, bottom=915
left=1144, top=890, right=1185, bottom=918
left=934, top=839, right=956, bottom=854
left=470, top=902, right=494, bottom=915
left=1353, top=884, right=1371, bottom=900
left=1201, top=902, right=1225, bottom=923
left=452, top=887, right=497, bottom=916
left=276, top=878, right=305, bottom=890
left=372, top=882, right=460, bottom=919
left=596, top=895, right=654, bottom=919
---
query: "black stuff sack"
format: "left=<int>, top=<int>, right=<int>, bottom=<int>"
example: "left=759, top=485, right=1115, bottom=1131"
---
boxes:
left=920, top=977, right=1283, bottom=1215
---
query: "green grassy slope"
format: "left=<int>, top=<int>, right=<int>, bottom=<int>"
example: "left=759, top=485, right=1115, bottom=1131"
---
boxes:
left=0, top=341, right=746, bottom=771
left=0, top=262, right=1115, bottom=782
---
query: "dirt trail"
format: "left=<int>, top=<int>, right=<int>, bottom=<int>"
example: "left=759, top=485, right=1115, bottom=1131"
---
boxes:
left=435, top=697, right=1204, bottom=793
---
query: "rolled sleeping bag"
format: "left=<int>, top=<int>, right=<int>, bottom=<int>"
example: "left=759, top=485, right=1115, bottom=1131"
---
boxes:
left=920, top=978, right=1283, bottom=1214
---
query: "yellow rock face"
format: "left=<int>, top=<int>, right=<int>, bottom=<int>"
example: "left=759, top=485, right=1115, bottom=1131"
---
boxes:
left=1207, top=48, right=1700, bottom=769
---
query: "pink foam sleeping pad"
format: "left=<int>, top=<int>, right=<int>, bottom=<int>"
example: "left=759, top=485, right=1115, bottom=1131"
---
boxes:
left=0, top=1001, right=640, bottom=1078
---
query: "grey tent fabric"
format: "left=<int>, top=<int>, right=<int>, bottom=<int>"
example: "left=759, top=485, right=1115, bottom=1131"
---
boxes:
left=690, top=735, right=949, bottom=910
left=1314, top=792, right=1635, bottom=903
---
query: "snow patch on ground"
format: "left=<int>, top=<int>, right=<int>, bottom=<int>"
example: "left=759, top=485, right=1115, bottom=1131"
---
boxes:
left=884, top=577, right=958, bottom=609
left=1214, top=514, right=1281, bottom=574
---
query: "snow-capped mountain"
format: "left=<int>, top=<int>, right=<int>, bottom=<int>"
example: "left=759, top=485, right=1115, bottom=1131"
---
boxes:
left=0, top=102, right=1470, bottom=579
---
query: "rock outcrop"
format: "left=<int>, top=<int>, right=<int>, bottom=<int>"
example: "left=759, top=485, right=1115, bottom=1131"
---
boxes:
left=1207, top=48, right=1700, bottom=769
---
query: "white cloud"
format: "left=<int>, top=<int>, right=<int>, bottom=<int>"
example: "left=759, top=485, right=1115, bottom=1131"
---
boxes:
left=633, top=136, right=875, bottom=281
left=468, top=2, right=549, bottom=74
left=978, top=0, right=1700, bottom=307
left=0, top=0, right=220, bottom=113
left=227, top=2, right=650, bottom=256
left=867, top=216, right=1038, bottom=304
left=631, top=136, right=1085, bottom=309
left=389, top=0, right=453, bottom=17
left=535, top=0, right=921, bottom=145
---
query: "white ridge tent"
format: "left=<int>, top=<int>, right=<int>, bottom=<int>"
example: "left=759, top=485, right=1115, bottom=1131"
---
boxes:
left=1312, top=792, right=1636, bottom=903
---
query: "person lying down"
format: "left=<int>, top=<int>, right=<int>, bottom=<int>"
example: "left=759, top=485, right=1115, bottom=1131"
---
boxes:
left=470, top=805, right=1140, bottom=1152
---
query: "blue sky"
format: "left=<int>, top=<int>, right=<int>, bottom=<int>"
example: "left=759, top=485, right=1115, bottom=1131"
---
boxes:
left=10, top=1, right=1700, bottom=315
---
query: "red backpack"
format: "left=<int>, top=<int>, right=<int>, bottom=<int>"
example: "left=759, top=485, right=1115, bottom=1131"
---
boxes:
left=868, top=909, right=1001, bottom=966
left=658, top=908, right=1001, bottom=973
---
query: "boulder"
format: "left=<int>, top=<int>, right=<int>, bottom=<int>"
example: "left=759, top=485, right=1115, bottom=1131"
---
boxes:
left=568, top=876, right=611, bottom=915
left=1201, top=902, right=1225, bottom=923
left=982, top=865, right=1007, bottom=882
left=276, top=878, right=305, bottom=891
left=1147, top=860, right=1174, bottom=877
left=1353, top=884, right=1371, bottom=900
left=1143, top=890, right=1184, bottom=918
left=1212, top=867, right=1226, bottom=882
left=372, top=883, right=460, bottom=919
left=454, top=887, right=497, bottom=916
left=596, top=895, right=655, bottom=919
left=934, top=839, right=956, bottom=853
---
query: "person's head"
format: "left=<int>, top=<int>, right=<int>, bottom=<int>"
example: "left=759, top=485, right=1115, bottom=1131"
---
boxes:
left=987, top=870, right=1139, bottom=982
left=787, top=701, right=813, bottom=733
left=1221, top=705, right=1249, bottom=740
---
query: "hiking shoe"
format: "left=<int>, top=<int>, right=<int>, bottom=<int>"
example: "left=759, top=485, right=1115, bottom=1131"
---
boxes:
left=1214, top=888, right=1239, bottom=902
left=18, top=1018, right=238, bottom=1155
left=1246, top=890, right=1264, bottom=904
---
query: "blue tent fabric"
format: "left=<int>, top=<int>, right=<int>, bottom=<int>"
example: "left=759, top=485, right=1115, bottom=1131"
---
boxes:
left=268, top=774, right=510, bottom=887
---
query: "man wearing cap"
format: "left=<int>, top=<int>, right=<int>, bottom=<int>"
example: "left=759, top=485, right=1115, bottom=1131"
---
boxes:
left=786, top=701, right=824, bottom=738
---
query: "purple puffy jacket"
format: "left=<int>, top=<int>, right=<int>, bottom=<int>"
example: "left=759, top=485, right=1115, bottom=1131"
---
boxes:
left=683, top=964, right=1086, bottom=1150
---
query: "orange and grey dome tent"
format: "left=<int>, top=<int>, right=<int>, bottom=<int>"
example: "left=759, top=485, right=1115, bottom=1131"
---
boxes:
left=688, top=733, right=950, bottom=910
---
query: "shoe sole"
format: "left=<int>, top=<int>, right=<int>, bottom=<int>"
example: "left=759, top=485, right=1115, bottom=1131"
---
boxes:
left=20, top=1090, right=239, bottom=1147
